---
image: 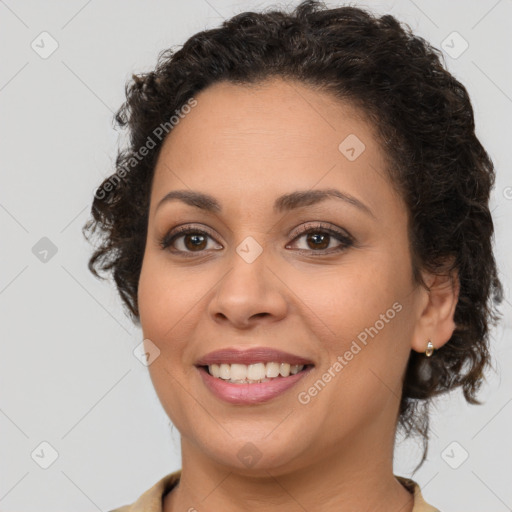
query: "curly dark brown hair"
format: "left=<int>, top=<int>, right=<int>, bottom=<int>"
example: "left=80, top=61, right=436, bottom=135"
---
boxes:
left=82, top=0, right=503, bottom=471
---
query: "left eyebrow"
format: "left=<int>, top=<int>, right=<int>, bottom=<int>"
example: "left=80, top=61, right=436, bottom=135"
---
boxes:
left=273, top=188, right=375, bottom=218
left=156, top=187, right=375, bottom=218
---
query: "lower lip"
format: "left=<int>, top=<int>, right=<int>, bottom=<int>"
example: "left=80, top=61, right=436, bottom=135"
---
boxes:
left=197, top=366, right=313, bottom=405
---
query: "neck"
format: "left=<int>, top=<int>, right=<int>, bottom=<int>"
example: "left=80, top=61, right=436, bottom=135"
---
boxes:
left=163, top=421, right=414, bottom=512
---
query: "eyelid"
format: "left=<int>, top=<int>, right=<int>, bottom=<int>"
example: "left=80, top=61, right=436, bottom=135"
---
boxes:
left=288, top=221, right=353, bottom=241
left=284, top=221, right=354, bottom=253
left=158, top=223, right=223, bottom=251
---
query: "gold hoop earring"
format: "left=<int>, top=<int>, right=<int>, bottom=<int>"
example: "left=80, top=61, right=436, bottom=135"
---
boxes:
left=425, top=339, right=434, bottom=357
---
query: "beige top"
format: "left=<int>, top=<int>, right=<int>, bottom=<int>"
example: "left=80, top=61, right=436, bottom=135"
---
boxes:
left=108, top=470, right=441, bottom=512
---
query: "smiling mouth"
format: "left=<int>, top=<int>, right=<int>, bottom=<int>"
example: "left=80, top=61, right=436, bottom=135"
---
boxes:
left=200, top=362, right=313, bottom=384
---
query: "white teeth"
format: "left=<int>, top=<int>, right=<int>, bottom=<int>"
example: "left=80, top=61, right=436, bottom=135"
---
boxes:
left=266, top=362, right=280, bottom=378
left=207, top=362, right=305, bottom=382
left=279, top=363, right=291, bottom=377
left=229, top=377, right=271, bottom=384
left=230, top=363, right=247, bottom=380
left=219, top=364, right=230, bottom=380
left=247, top=363, right=266, bottom=380
left=210, top=364, right=220, bottom=378
left=290, top=364, right=302, bottom=375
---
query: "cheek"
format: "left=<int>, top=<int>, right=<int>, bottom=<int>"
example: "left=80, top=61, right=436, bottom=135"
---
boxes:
left=292, top=256, right=414, bottom=410
left=290, top=258, right=402, bottom=347
left=138, top=258, right=169, bottom=337
left=137, top=257, right=200, bottom=427
left=138, top=254, right=204, bottom=341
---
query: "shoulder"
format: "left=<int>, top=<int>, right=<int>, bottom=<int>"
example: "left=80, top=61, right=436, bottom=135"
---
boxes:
left=395, top=475, right=442, bottom=512
left=108, top=470, right=181, bottom=512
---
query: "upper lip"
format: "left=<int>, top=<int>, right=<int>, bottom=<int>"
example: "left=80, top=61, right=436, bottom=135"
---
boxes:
left=195, top=347, right=314, bottom=366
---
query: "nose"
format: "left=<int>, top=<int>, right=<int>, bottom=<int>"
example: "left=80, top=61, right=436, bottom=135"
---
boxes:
left=207, top=248, right=288, bottom=330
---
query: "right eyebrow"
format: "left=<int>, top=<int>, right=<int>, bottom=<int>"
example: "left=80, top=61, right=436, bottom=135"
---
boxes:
left=156, top=190, right=221, bottom=213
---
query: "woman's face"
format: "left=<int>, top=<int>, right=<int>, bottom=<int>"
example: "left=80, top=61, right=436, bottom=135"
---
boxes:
left=138, top=78, right=429, bottom=474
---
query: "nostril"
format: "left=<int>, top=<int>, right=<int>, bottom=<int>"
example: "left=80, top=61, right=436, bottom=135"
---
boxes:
left=252, top=312, right=270, bottom=319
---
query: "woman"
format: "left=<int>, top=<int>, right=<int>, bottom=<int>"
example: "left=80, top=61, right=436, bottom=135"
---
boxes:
left=83, top=1, right=503, bottom=511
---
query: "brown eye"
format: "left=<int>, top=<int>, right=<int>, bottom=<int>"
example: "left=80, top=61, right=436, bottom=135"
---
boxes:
left=305, top=232, right=330, bottom=250
left=183, top=233, right=207, bottom=251
left=160, top=227, right=223, bottom=255
left=286, top=223, right=354, bottom=254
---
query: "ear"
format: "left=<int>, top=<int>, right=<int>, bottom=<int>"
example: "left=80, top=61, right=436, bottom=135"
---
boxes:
left=411, top=266, right=460, bottom=354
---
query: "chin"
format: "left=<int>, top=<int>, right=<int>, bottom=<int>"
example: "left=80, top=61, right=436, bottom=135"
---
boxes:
left=190, top=428, right=314, bottom=475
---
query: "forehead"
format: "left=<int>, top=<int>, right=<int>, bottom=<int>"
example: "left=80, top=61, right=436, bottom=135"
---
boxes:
left=150, top=78, right=403, bottom=221
left=158, top=78, right=376, bottom=159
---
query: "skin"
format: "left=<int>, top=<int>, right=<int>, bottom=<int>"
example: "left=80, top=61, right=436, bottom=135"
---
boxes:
left=137, top=78, right=459, bottom=512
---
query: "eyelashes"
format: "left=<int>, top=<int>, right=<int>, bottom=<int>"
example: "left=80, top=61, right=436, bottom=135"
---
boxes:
left=287, top=222, right=354, bottom=253
left=159, top=225, right=221, bottom=255
left=158, top=221, right=354, bottom=257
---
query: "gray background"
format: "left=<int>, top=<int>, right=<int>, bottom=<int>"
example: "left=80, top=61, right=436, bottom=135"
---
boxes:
left=1, top=0, right=511, bottom=510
